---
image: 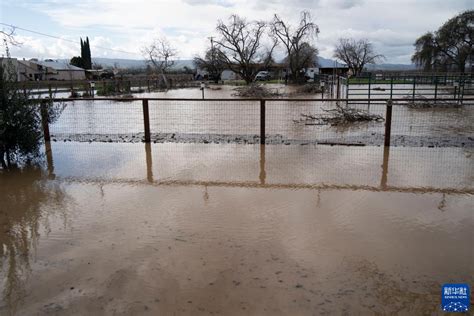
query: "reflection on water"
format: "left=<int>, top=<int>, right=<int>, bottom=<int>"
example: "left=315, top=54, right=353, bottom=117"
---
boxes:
left=0, top=142, right=473, bottom=315
left=0, top=166, right=68, bottom=314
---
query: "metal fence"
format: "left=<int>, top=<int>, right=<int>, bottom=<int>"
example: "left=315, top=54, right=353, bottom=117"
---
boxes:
left=19, top=74, right=196, bottom=95
left=341, top=73, right=474, bottom=105
left=40, top=96, right=474, bottom=148
left=43, top=142, right=473, bottom=194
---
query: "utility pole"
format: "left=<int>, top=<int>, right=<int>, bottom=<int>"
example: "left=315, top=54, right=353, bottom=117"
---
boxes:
left=208, top=36, right=216, bottom=83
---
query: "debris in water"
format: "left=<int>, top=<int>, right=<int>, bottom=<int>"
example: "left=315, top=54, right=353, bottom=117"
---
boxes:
left=294, top=104, right=384, bottom=126
left=232, top=83, right=282, bottom=98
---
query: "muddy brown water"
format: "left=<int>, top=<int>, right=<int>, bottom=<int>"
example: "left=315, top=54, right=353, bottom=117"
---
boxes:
left=1, top=143, right=473, bottom=315
left=48, top=85, right=474, bottom=142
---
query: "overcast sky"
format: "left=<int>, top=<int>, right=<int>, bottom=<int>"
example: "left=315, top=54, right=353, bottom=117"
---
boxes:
left=1, top=0, right=472, bottom=64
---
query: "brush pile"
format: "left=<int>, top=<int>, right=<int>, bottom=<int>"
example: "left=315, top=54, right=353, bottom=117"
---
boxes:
left=232, top=83, right=282, bottom=98
left=400, top=94, right=462, bottom=108
left=290, top=84, right=322, bottom=95
left=294, top=104, right=384, bottom=126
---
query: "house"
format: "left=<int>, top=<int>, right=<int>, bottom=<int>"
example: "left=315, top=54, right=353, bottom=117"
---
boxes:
left=17, top=59, right=47, bottom=81
left=36, top=59, right=86, bottom=80
left=317, top=59, right=350, bottom=76
left=0, top=58, right=86, bottom=81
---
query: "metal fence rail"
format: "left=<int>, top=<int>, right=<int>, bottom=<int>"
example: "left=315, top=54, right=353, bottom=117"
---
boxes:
left=41, top=97, right=474, bottom=148
left=344, top=74, right=474, bottom=105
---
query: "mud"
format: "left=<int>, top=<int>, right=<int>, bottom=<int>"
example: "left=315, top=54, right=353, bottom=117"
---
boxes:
left=49, top=132, right=474, bottom=148
left=47, top=85, right=474, bottom=149
left=0, top=143, right=473, bottom=315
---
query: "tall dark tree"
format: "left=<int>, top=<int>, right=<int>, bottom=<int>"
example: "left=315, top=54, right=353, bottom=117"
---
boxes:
left=70, top=56, right=85, bottom=68
left=85, top=37, right=92, bottom=69
left=412, top=10, right=473, bottom=72
left=282, top=42, right=318, bottom=81
left=194, top=46, right=227, bottom=82
left=79, top=37, right=92, bottom=69
left=80, top=38, right=84, bottom=62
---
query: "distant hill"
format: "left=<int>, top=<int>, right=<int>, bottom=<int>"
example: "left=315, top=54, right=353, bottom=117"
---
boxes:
left=57, top=57, right=194, bottom=70
left=317, top=56, right=416, bottom=71
left=57, top=57, right=415, bottom=71
left=91, top=58, right=194, bottom=70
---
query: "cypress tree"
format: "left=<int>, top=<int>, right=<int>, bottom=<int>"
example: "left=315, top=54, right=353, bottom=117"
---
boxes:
left=85, top=37, right=92, bottom=69
left=80, top=38, right=84, bottom=62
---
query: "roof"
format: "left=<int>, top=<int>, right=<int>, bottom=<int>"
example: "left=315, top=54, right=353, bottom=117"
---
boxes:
left=317, top=57, right=348, bottom=68
left=36, top=60, right=85, bottom=71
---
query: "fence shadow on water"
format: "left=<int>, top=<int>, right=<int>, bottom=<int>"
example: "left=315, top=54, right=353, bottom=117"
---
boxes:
left=44, top=142, right=473, bottom=195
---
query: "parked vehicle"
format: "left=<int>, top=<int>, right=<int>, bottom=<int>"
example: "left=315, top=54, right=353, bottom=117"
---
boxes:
left=255, top=71, right=270, bottom=81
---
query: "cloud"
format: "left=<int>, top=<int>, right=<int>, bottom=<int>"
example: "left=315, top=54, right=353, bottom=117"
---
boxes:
left=182, top=0, right=235, bottom=7
left=5, top=0, right=473, bottom=63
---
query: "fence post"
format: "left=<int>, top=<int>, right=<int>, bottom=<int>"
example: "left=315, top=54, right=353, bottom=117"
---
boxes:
left=384, top=100, right=393, bottom=147
left=434, top=77, right=438, bottom=103
left=345, top=77, right=349, bottom=106
left=142, top=99, right=151, bottom=143
left=367, top=75, right=371, bottom=108
left=412, top=76, right=416, bottom=100
left=40, top=100, right=51, bottom=142
left=260, top=99, right=266, bottom=145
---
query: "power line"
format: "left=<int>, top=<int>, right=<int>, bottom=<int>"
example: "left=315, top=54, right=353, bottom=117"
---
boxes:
left=0, top=22, right=142, bottom=56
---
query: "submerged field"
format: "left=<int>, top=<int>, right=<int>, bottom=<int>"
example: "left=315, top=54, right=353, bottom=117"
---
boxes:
left=44, top=86, right=474, bottom=148
left=1, top=142, right=473, bottom=315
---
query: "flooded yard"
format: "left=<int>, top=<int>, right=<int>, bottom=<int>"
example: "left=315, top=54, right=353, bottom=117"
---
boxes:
left=47, top=86, right=474, bottom=147
left=1, top=142, right=473, bottom=315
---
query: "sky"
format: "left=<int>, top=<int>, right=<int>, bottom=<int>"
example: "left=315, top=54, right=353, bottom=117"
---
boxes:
left=1, top=0, right=472, bottom=64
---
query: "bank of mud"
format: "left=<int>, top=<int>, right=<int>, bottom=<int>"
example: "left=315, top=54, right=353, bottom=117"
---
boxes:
left=50, top=132, right=474, bottom=147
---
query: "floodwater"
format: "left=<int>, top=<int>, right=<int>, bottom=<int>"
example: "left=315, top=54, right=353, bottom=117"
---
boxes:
left=47, top=85, right=474, bottom=145
left=1, top=142, right=473, bottom=315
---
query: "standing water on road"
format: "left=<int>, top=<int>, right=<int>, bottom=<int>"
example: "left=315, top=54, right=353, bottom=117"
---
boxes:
left=0, top=143, right=472, bottom=315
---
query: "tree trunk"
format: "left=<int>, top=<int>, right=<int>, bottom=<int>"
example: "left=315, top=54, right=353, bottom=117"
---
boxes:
left=160, top=72, right=169, bottom=89
left=5, top=147, right=11, bottom=169
left=0, top=147, right=6, bottom=169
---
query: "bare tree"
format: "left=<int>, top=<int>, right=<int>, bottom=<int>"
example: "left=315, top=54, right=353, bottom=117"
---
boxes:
left=142, top=37, right=178, bottom=89
left=334, top=38, right=384, bottom=76
left=1, top=26, right=21, bottom=47
left=214, top=14, right=276, bottom=84
left=271, top=11, right=319, bottom=82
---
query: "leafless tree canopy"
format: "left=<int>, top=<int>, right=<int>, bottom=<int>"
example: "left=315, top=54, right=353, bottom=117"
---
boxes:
left=1, top=27, right=21, bottom=46
left=271, top=11, right=319, bottom=82
left=334, top=38, right=383, bottom=76
left=142, top=37, right=177, bottom=88
left=214, top=15, right=276, bottom=84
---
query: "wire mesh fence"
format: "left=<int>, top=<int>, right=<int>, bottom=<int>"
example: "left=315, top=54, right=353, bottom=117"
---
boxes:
left=266, top=100, right=387, bottom=145
left=147, top=99, right=260, bottom=143
left=44, top=142, right=473, bottom=193
left=46, top=96, right=474, bottom=148
left=344, top=74, right=474, bottom=105
left=49, top=99, right=144, bottom=142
